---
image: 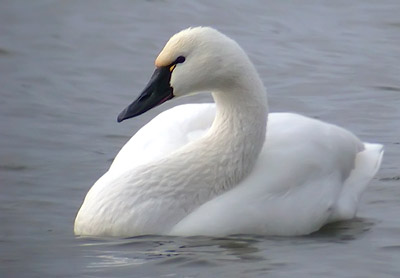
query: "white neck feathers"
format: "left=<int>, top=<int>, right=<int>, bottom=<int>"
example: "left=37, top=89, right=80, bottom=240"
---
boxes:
left=169, top=62, right=268, bottom=195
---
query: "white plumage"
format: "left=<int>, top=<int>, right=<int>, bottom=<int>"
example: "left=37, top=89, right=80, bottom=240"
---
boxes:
left=74, top=27, right=383, bottom=237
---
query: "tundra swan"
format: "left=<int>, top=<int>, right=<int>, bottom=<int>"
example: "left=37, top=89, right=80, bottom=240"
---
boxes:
left=74, top=27, right=383, bottom=237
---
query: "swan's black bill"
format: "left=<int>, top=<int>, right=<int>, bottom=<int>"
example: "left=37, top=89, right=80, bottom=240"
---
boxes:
left=117, top=67, right=174, bottom=122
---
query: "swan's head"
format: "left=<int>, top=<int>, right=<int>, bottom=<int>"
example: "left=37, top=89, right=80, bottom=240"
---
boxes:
left=118, top=26, right=251, bottom=122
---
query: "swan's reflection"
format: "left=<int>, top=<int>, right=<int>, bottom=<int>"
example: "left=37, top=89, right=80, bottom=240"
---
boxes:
left=79, top=218, right=374, bottom=271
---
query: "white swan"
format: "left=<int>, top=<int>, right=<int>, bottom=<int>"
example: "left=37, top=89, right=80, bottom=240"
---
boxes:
left=74, top=27, right=383, bottom=237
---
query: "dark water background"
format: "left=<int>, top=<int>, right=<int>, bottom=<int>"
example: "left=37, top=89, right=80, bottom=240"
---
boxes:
left=1, top=0, right=399, bottom=277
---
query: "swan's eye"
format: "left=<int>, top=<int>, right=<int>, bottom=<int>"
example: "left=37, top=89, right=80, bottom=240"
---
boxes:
left=175, top=56, right=185, bottom=64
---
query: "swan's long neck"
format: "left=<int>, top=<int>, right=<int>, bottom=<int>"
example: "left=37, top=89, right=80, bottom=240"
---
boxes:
left=173, top=65, right=268, bottom=194
left=204, top=77, right=267, bottom=190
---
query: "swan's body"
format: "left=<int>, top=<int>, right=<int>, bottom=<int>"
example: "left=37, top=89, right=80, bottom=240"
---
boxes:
left=74, top=27, right=383, bottom=237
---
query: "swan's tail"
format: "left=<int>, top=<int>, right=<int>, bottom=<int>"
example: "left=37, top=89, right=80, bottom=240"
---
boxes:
left=330, top=143, right=384, bottom=222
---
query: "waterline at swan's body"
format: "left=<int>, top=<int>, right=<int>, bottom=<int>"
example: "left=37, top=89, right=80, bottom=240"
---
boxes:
left=74, top=27, right=383, bottom=237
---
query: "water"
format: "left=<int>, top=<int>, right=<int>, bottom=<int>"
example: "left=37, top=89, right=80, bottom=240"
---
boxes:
left=1, top=0, right=399, bottom=277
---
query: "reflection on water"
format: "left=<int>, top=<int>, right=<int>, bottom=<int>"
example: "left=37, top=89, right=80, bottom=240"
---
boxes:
left=309, top=218, right=375, bottom=241
left=87, top=254, right=146, bottom=268
left=1, top=0, right=400, bottom=277
left=80, top=235, right=268, bottom=272
left=80, top=218, right=374, bottom=273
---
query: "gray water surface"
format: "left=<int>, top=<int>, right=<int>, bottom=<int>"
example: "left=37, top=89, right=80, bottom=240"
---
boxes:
left=1, top=1, right=400, bottom=277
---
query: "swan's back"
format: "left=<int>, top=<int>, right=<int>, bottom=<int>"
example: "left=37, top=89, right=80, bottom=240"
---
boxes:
left=167, top=112, right=383, bottom=236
